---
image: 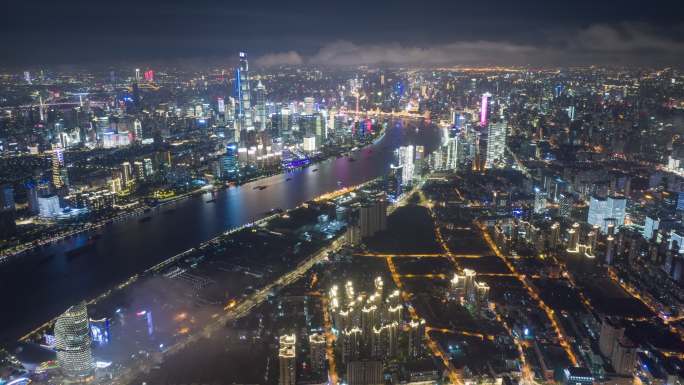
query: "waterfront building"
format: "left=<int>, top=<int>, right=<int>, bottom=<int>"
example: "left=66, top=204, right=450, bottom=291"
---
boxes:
left=221, top=142, right=239, bottom=179
left=235, top=51, right=254, bottom=141
left=393, top=145, right=414, bottom=187
left=51, top=146, right=69, bottom=190
left=38, top=195, right=61, bottom=218
left=55, top=302, right=93, bottom=380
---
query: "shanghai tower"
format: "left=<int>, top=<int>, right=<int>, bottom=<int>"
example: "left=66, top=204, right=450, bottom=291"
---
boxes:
left=234, top=51, right=254, bottom=143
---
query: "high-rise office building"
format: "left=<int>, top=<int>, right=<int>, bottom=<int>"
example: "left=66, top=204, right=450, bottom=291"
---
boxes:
left=393, top=145, right=415, bottom=187
left=133, top=119, right=143, bottom=141
left=217, top=97, right=226, bottom=123
left=277, top=107, right=291, bottom=138
left=134, top=161, right=145, bottom=181
left=221, top=143, right=239, bottom=179
left=55, top=302, right=93, bottom=380
left=484, top=120, right=506, bottom=169
left=121, top=161, right=133, bottom=189
left=304, top=97, right=315, bottom=115
left=559, top=193, right=573, bottom=218
left=480, top=93, right=491, bottom=126
left=587, top=196, right=627, bottom=233
left=254, top=80, right=267, bottom=131
left=234, top=51, right=254, bottom=140
left=534, top=187, right=547, bottom=214
left=143, top=158, right=154, bottom=178
left=51, top=147, right=69, bottom=189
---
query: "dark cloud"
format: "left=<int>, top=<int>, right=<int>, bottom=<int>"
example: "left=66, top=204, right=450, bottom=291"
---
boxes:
left=254, top=51, right=304, bottom=67
left=255, top=24, right=684, bottom=68
left=1, top=0, right=684, bottom=67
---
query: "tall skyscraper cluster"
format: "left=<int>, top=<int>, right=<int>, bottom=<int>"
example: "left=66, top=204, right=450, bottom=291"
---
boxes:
left=328, top=278, right=424, bottom=366
left=432, top=131, right=465, bottom=172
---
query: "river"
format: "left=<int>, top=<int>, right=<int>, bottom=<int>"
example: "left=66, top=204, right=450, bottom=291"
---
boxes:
left=0, top=118, right=440, bottom=342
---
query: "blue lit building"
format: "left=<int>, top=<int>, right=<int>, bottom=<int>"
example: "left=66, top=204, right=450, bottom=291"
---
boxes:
left=221, top=142, right=239, bottom=179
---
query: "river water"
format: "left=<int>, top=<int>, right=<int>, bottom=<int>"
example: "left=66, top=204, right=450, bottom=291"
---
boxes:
left=0, top=119, right=440, bottom=342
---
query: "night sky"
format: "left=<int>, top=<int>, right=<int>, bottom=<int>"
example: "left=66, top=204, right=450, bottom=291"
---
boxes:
left=2, top=0, right=684, bottom=67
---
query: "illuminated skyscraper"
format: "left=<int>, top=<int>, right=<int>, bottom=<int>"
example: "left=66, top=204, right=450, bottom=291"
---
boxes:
left=393, top=145, right=414, bottom=187
left=254, top=80, right=267, bottom=131
left=134, top=161, right=145, bottom=181
left=533, top=187, right=547, bottom=214
left=51, top=147, right=69, bottom=189
left=143, top=158, right=154, bottom=178
left=304, top=97, right=315, bottom=115
left=480, top=92, right=491, bottom=126
left=55, top=302, right=93, bottom=380
left=484, top=120, right=506, bottom=169
left=277, top=107, right=291, bottom=138
left=221, top=143, right=239, bottom=179
left=444, top=136, right=462, bottom=170
left=133, top=119, right=143, bottom=142
left=217, top=97, right=226, bottom=123
left=587, top=195, right=627, bottom=233
left=121, top=161, right=133, bottom=188
left=234, top=51, right=254, bottom=141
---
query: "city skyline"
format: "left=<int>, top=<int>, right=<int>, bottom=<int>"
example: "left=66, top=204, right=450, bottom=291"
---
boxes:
left=4, top=2, right=684, bottom=385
